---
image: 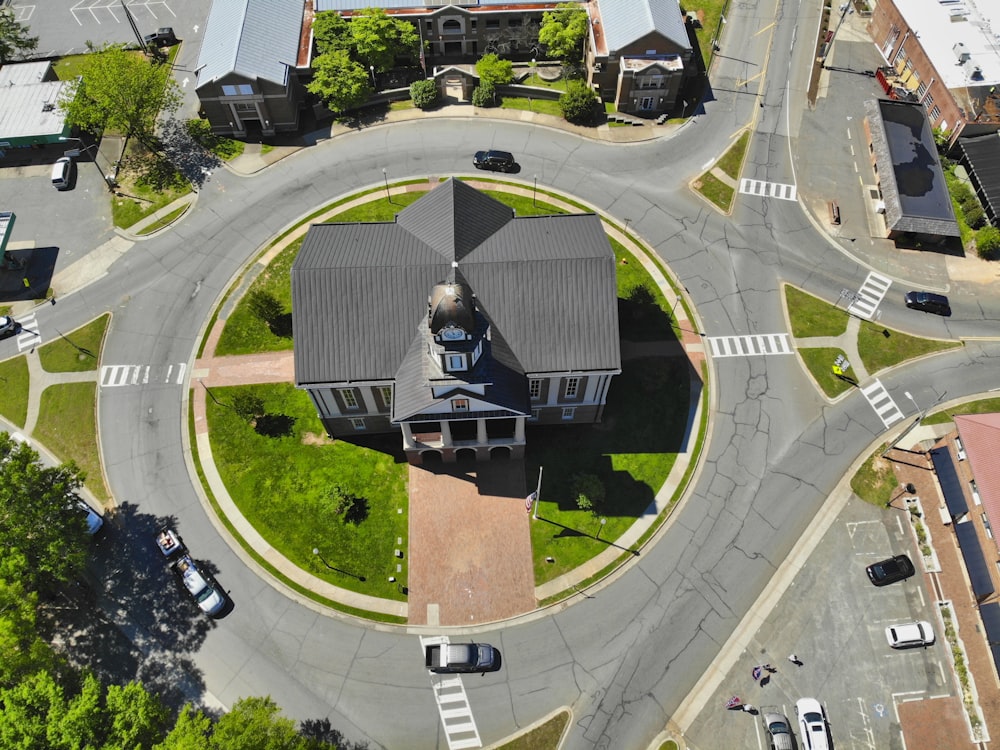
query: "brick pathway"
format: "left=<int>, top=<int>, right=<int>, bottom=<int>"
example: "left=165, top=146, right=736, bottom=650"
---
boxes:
left=407, top=461, right=535, bottom=626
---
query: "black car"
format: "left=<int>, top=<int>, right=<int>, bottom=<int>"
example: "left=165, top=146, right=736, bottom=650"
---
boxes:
left=473, top=150, right=516, bottom=173
left=904, top=291, right=950, bottom=316
left=0, top=315, right=20, bottom=340
left=144, top=28, right=178, bottom=48
left=866, top=554, right=915, bottom=586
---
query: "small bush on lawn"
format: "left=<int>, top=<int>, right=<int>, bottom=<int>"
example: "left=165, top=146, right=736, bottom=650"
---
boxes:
left=472, top=82, right=497, bottom=107
left=409, top=79, right=438, bottom=109
left=559, top=79, right=599, bottom=125
left=976, top=225, right=1000, bottom=259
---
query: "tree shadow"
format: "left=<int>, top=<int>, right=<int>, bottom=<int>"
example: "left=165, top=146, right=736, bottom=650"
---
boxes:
left=300, top=718, right=371, bottom=750
left=157, top=116, right=224, bottom=191
left=37, top=502, right=218, bottom=714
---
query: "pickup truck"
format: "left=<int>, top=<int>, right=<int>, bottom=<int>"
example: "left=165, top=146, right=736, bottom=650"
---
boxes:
left=425, top=642, right=501, bottom=674
left=155, top=528, right=226, bottom=616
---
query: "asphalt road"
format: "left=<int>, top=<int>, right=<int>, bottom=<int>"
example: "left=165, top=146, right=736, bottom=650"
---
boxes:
left=2, top=2, right=999, bottom=750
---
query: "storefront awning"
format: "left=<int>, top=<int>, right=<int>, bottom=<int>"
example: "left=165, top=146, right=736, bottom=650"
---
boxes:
left=955, top=520, right=994, bottom=600
left=931, top=448, right=968, bottom=517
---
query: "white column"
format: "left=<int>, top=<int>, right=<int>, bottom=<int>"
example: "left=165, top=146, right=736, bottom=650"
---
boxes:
left=477, top=419, right=488, bottom=444
left=514, top=417, right=525, bottom=442
left=440, top=421, right=453, bottom=447
left=401, top=423, right=416, bottom=449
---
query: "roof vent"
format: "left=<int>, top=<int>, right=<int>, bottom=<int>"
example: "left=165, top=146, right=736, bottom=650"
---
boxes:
left=954, top=42, right=970, bottom=62
left=41, top=103, right=54, bottom=112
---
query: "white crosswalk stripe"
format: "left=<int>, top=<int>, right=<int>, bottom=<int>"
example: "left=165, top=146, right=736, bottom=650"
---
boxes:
left=847, top=271, right=892, bottom=320
left=706, top=333, right=794, bottom=359
left=100, top=363, right=187, bottom=388
left=15, top=312, right=40, bottom=352
left=419, top=636, right=482, bottom=750
left=739, top=179, right=798, bottom=201
left=860, top=379, right=905, bottom=429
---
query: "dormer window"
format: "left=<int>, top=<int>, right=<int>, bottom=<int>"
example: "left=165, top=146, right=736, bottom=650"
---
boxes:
left=446, top=354, right=467, bottom=372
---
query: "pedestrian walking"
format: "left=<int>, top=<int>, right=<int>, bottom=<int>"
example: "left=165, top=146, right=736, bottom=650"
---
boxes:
left=788, top=654, right=802, bottom=666
left=763, top=663, right=776, bottom=673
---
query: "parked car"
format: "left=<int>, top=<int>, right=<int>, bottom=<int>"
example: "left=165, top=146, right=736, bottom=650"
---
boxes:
left=761, top=707, right=796, bottom=750
left=866, top=554, right=915, bottom=586
left=172, top=554, right=226, bottom=616
left=144, top=27, right=178, bottom=47
left=0, top=315, right=20, bottom=339
left=72, top=496, right=104, bottom=535
left=473, top=150, right=516, bottom=173
left=425, top=642, right=501, bottom=674
left=904, top=291, right=950, bottom=316
left=885, top=620, right=935, bottom=649
left=51, top=156, right=74, bottom=190
left=795, top=698, right=830, bottom=750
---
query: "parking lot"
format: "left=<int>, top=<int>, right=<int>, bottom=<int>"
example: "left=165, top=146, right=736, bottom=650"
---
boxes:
left=682, top=495, right=956, bottom=750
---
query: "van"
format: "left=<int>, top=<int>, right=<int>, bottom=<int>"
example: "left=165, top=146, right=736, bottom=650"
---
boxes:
left=51, top=156, right=74, bottom=190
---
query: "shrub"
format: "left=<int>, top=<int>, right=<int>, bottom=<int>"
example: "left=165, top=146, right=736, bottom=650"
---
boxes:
left=409, top=79, right=438, bottom=109
left=976, top=225, right=1000, bottom=259
left=232, top=391, right=265, bottom=422
left=573, top=473, right=605, bottom=517
left=247, top=290, right=284, bottom=324
left=559, top=79, right=599, bottom=125
left=476, top=53, right=514, bottom=87
left=963, top=203, right=985, bottom=229
left=472, top=82, right=497, bottom=108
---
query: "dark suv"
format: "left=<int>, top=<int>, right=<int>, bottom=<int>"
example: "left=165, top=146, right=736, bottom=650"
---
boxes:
left=866, top=554, right=915, bottom=586
left=904, top=291, right=950, bottom=316
left=144, top=28, right=178, bottom=48
left=473, top=150, right=516, bottom=173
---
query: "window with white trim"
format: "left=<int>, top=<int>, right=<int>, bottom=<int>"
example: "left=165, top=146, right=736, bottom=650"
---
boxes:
left=983, top=512, right=993, bottom=538
left=339, top=389, right=359, bottom=409
left=452, top=399, right=469, bottom=412
left=529, top=379, right=541, bottom=400
left=221, top=84, right=254, bottom=96
left=565, top=377, right=580, bottom=398
left=956, top=436, right=966, bottom=460
left=378, top=386, right=392, bottom=406
left=529, top=408, right=540, bottom=421
left=350, top=418, right=366, bottom=430
left=561, top=407, right=575, bottom=420
left=929, top=105, right=941, bottom=122
left=971, top=479, right=981, bottom=505
left=446, top=354, right=467, bottom=372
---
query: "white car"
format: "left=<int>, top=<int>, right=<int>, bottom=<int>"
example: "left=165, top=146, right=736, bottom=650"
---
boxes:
left=795, top=698, right=830, bottom=750
left=885, top=620, right=935, bottom=649
left=172, top=554, right=226, bottom=616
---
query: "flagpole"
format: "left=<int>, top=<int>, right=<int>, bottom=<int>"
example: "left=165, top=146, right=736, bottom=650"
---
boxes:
left=532, top=466, right=543, bottom=519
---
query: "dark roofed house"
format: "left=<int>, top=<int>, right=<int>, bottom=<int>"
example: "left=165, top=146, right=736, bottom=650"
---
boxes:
left=292, top=179, right=622, bottom=465
left=863, top=98, right=960, bottom=245
left=194, top=0, right=307, bottom=138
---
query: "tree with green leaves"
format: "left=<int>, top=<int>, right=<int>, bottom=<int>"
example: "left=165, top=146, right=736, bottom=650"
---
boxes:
left=104, top=681, right=170, bottom=749
left=0, top=7, right=38, bottom=64
left=350, top=7, right=419, bottom=72
left=0, top=553, right=63, bottom=689
left=312, top=11, right=354, bottom=57
left=0, top=434, right=89, bottom=592
left=538, top=3, right=589, bottom=63
left=471, top=82, right=497, bottom=108
left=307, top=50, right=373, bottom=114
left=559, top=79, right=599, bottom=125
left=476, top=53, right=514, bottom=88
left=976, top=225, right=1000, bottom=259
left=153, top=704, right=213, bottom=749
left=58, top=45, right=182, bottom=149
left=209, top=696, right=313, bottom=750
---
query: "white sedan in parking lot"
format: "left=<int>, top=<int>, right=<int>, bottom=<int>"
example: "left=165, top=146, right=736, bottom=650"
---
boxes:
left=885, top=620, right=935, bottom=649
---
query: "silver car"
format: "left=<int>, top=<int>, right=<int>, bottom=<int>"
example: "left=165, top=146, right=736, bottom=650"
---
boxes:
left=761, top=707, right=796, bottom=750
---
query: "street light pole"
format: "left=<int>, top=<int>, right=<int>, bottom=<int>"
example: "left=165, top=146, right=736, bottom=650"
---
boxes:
left=370, top=65, right=377, bottom=89
left=382, top=168, right=393, bottom=204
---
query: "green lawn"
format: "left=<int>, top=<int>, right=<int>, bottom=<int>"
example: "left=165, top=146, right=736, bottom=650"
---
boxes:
left=716, top=130, right=749, bottom=180
left=0, top=356, right=29, bottom=428
left=694, top=171, right=734, bottom=211
left=500, top=97, right=564, bottom=118
left=495, top=711, right=570, bottom=750
left=786, top=285, right=850, bottom=338
left=797, top=347, right=856, bottom=398
left=857, top=321, right=961, bottom=374
left=38, top=314, right=108, bottom=373
left=34, top=382, right=107, bottom=503
left=529, top=355, right=689, bottom=584
left=923, top=397, right=1000, bottom=426
left=205, top=383, right=409, bottom=601
left=850, top=443, right=898, bottom=506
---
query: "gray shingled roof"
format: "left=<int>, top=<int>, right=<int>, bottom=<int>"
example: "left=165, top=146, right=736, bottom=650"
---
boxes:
left=292, top=179, right=621, bottom=386
left=316, top=0, right=544, bottom=9
left=196, top=0, right=303, bottom=87
left=599, top=0, right=689, bottom=53
left=864, top=99, right=960, bottom=238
